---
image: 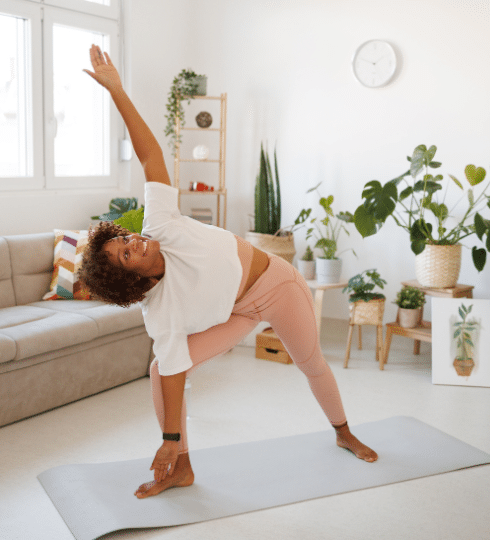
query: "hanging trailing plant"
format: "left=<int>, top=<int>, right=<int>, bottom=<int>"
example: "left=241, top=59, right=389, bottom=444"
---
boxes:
left=164, top=69, right=207, bottom=156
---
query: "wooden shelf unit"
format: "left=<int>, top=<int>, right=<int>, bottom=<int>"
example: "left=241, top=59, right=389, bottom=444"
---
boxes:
left=381, top=280, right=474, bottom=369
left=173, top=94, right=228, bottom=228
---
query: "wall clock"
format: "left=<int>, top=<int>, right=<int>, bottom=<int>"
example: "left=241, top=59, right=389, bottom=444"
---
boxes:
left=352, top=40, right=398, bottom=88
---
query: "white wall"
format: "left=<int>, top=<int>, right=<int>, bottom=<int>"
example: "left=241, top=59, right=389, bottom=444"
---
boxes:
left=3, top=0, right=489, bottom=322
left=181, top=0, right=490, bottom=321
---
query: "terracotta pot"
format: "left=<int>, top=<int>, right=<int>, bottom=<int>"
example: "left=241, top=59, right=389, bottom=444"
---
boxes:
left=316, top=258, right=342, bottom=284
left=245, top=231, right=296, bottom=264
left=453, top=358, right=475, bottom=377
left=415, top=244, right=462, bottom=288
left=397, top=307, right=422, bottom=328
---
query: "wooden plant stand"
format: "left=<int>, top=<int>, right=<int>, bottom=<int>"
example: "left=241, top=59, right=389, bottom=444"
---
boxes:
left=381, top=280, right=474, bottom=370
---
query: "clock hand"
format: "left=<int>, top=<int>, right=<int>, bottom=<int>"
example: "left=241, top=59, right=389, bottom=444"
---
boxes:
left=373, top=55, right=388, bottom=65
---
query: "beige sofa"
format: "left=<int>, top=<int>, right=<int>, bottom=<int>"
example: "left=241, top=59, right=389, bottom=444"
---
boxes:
left=0, top=232, right=153, bottom=427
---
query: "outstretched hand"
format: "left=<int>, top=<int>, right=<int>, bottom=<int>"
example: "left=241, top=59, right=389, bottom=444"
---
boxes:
left=150, top=441, right=179, bottom=483
left=83, top=44, right=122, bottom=92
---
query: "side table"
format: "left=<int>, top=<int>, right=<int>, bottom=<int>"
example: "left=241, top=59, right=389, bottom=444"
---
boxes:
left=381, top=280, right=474, bottom=370
left=305, top=279, right=348, bottom=335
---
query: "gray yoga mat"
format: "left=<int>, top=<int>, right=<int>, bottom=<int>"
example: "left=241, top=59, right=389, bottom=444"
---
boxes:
left=38, top=416, right=490, bottom=540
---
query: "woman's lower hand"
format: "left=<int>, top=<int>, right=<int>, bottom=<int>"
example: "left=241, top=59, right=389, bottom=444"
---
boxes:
left=83, top=44, right=122, bottom=92
left=150, top=441, right=179, bottom=482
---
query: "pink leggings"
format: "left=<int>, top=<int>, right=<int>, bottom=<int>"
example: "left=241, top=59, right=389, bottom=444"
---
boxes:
left=150, top=253, right=347, bottom=454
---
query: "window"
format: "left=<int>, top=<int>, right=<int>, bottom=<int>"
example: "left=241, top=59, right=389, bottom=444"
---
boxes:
left=0, top=0, right=120, bottom=191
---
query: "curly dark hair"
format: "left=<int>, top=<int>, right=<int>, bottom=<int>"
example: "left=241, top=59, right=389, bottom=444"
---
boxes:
left=79, top=221, right=152, bottom=308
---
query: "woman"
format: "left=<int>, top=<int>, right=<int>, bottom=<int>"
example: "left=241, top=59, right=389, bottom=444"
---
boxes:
left=81, top=45, right=377, bottom=500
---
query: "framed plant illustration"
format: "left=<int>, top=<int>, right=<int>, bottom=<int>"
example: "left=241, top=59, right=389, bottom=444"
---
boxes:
left=432, top=298, right=490, bottom=387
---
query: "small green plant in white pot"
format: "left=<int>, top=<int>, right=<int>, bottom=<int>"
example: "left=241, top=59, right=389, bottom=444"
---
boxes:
left=393, top=285, right=426, bottom=328
left=297, top=245, right=315, bottom=280
left=292, top=182, right=355, bottom=284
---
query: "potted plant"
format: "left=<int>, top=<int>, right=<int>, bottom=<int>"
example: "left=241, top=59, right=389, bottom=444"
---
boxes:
left=343, top=269, right=387, bottom=325
left=91, top=198, right=141, bottom=224
left=354, top=144, right=490, bottom=287
left=246, top=144, right=296, bottom=263
left=164, top=69, right=207, bottom=156
left=393, top=285, right=426, bottom=328
left=297, top=245, right=315, bottom=280
left=452, top=303, right=478, bottom=377
left=292, top=182, right=355, bottom=283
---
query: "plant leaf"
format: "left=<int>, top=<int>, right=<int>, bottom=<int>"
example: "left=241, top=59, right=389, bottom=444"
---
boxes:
left=472, top=246, right=486, bottom=272
left=410, top=145, right=427, bottom=178
left=354, top=205, right=378, bottom=237
left=465, top=164, right=486, bottom=186
left=475, top=213, right=486, bottom=240
left=449, top=174, right=463, bottom=189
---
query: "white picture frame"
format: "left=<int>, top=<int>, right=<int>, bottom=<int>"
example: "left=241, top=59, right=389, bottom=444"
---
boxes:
left=432, top=298, right=490, bottom=387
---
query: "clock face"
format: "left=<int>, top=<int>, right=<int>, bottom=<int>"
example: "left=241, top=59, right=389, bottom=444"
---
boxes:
left=352, top=40, right=397, bottom=88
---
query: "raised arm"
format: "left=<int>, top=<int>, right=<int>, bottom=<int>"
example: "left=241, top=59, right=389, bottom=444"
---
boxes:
left=84, top=44, right=171, bottom=185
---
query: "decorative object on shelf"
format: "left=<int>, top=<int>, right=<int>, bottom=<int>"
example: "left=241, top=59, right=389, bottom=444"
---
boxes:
left=192, top=144, right=210, bottom=160
left=246, top=143, right=296, bottom=263
left=195, top=111, right=212, bottom=128
left=190, top=208, right=213, bottom=225
left=343, top=269, right=387, bottom=368
left=189, top=181, right=214, bottom=192
left=165, top=69, right=207, bottom=156
left=354, top=144, right=490, bottom=286
left=352, top=39, right=398, bottom=88
left=297, top=245, right=315, bottom=280
left=452, top=303, right=478, bottom=377
left=291, top=182, right=355, bottom=284
left=393, top=285, right=426, bottom=328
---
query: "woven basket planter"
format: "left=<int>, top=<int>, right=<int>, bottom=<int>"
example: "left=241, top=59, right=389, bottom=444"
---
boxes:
left=245, top=231, right=296, bottom=264
left=349, top=297, right=385, bottom=326
left=415, top=244, right=462, bottom=288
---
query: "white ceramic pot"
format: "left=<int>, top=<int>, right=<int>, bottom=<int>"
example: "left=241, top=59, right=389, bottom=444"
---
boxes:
left=297, top=259, right=315, bottom=280
left=316, top=257, right=342, bottom=284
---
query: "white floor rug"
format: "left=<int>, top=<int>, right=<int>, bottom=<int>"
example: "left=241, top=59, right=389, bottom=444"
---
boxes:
left=38, top=416, right=490, bottom=540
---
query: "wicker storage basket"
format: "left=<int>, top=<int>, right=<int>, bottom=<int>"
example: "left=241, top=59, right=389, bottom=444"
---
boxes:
left=245, top=231, right=296, bottom=264
left=415, top=244, right=462, bottom=288
left=349, top=298, right=385, bottom=325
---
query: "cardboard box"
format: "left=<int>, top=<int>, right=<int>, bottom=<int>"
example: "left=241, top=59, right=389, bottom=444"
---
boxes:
left=255, top=327, right=293, bottom=364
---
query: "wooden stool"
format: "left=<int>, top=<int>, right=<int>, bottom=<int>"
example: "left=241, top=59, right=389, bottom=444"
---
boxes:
left=344, top=298, right=385, bottom=369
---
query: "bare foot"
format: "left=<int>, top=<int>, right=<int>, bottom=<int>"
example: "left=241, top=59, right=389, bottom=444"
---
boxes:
left=334, top=423, right=378, bottom=462
left=134, top=453, right=194, bottom=499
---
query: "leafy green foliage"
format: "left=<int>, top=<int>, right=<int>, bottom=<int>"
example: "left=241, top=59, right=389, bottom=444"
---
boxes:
left=353, top=144, right=490, bottom=272
left=343, top=268, right=387, bottom=303
left=254, top=145, right=281, bottom=235
left=453, top=303, right=478, bottom=362
left=113, top=207, right=145, bottom=234
left=164, top=69, right=206, bottom=156
left=301, top=245, right=314, bottom=261
left=291, top=183, right=355, bottom=259
left=91, top=198, right=139, bottom=222
left=393, top=285, right=426, bottom=309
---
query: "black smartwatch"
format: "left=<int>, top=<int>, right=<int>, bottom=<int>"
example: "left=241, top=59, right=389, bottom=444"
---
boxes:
left=162, top=432, right=181, bottom=442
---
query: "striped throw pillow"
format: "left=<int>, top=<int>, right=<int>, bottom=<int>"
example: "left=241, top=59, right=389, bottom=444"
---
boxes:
left=42, top=229, right=91, bottom=300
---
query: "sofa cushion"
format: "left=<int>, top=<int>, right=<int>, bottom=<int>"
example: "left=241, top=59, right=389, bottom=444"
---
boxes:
left=42, top=229, right=92, bottom=301
left=29, top=300, right=144, bottom=337
left=0, top=305, right=98, bottom=363
left=0, top=238, right=15, bottom=309
left=6, top=233, right=54, bottom=305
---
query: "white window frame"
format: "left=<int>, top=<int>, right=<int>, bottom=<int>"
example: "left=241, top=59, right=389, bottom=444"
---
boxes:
left=45, top=0, right=118, bottom=22
left=0, top=0, right=44, bottom=191
left=43, top=6, right=119, bottom=189
left=0, top=0, right=121, bottom=192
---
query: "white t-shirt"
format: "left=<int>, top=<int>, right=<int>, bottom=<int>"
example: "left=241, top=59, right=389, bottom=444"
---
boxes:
left=140, top=182, right=242, bottom=376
